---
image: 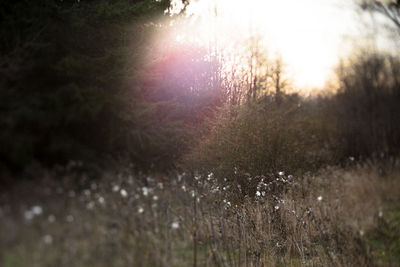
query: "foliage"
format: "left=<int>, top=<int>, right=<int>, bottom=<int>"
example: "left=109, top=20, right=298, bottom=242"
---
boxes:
left=183, top=93, right=337, bottom=196
left=0, top=0, right=195, bottom=173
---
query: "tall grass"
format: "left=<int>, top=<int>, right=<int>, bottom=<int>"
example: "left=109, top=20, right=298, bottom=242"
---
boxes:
left=1, top=160, right=399, bottom=266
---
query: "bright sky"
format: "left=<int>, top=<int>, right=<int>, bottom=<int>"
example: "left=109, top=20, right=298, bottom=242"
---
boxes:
left=167, top=0, right=363, bottom=91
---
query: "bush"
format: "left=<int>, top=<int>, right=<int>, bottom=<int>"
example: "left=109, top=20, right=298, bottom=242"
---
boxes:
left=183, top=93, right=337, bottom=197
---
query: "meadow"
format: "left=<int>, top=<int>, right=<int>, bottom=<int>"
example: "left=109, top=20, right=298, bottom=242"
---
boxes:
left=1, top=159, right=399, bottom=266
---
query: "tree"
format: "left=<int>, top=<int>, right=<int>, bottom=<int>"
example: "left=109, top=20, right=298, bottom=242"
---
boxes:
left=0, top=0, right=189, bottom=173
left=361, top=0, right=400, bottom=35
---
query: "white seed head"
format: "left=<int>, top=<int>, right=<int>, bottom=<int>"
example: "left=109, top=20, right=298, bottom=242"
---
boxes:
left=32, top=206, right=43, bottom=215
left=142, top=187, right=149, bottom=196
left=120, top=189, right=128, bottom=198
left=43, top=235, right=53, bottom=245
left=171, top=221, right=179, bottom=229
left=86, top=201, right=95, bottom=210
left=24, top=210, right=34, bottom=221
left=48, top=214, right=56, bottom=223
left=112, top=185, right=120, bottom=192
left=66, top=215, right=74, bottom=223
left=157, top=182, right=164, bottom=189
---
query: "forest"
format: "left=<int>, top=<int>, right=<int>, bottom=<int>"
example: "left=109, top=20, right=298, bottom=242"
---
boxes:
left=0, top=0, right=399, bottom=266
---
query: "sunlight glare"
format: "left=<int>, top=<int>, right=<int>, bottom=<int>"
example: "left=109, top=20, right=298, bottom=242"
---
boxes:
left=169, top=0, right=357, bottom=91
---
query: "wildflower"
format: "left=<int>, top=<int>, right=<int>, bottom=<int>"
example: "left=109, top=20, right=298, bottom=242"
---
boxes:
left=211, top=187, right=219, bottom=193
left=98, top=196, right=105, bottom=204
left=120, top=189, right=128, bottom=198
left=274, top=205, right=279, bottom=211
left=181, top=185, right=187, bottom=192
left=142, top=187, right=149, bottom=196
left=278, top=171, right=285, bottom=176
left=288, top=175, right=293, bottom=179
left=207, top=172, right=214, bottom=181
left=359, top=230, right=365, bottom=237
left=171, top=221, right=179, bottom=229
left=24, top=210, right=34, bottom=221
left=191, top=190, right=195, bottom=198
left=378, top=210, right=383, bottom=218
left=83, top=189, right=91, bottom=196
left=48, top=214, right=56, bottom=223
left=153, top=195, right=159, bottom=201
left=86, top=201, right=95, bottom=210
left=177, top=174, right=183, bottom=182
left=138, top=207, right=144, bottom=214
left=66, top=215, right=74, bottom=223
left=43, top=235, right=53, bottom=245
left=157, top=182, right=164, bottom=189
left=317, top=196, right=323, bottom=202
left=32, top=206, right=43, bottom=215
left=256, top=191, right=261, bottom=197
left=112, top=185, right=120, bottom=192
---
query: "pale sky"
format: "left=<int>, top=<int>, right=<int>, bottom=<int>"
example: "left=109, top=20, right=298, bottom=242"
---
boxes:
left=168, top=0, right=378, bottom=91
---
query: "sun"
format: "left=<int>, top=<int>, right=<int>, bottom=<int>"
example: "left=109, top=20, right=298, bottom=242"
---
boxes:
left=168, top=0, right=356, bottom=91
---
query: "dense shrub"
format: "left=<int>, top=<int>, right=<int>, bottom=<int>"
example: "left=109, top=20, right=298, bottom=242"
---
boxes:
left=183, top=93, right=337, bottom=197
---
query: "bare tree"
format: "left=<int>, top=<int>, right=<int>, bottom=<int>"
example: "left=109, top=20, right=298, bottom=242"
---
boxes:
left=270, top=57, right=289, bottom=105
left=361, top=0, right=400, bottom=34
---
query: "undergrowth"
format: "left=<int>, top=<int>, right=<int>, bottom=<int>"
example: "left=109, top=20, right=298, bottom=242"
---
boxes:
left=1, top=160, right=399, bottom=266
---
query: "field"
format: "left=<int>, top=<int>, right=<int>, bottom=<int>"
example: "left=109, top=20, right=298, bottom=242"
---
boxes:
left=1, top=160, right=399, bottom=266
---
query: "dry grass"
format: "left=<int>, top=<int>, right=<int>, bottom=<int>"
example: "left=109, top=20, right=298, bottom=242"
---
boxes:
left=0, top=160, right=399, bottom=266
